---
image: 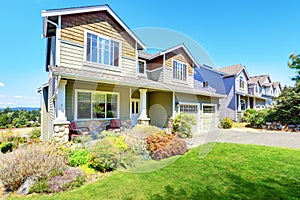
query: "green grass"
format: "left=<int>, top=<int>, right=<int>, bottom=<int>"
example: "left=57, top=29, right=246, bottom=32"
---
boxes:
left=10, top=143, right=300, bottom=200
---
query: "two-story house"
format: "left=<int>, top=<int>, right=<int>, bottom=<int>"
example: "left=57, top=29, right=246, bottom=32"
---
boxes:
left=250, top=75, right=282, bottom=107
left=217, top=64, right=267, bottom=121
left=39, top=5, right=226, bottom=141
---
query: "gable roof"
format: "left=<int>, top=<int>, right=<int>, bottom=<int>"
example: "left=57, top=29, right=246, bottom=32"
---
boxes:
left=218, top=64, right=250, bottom=79
left=138, top=44, right=199, bottom=68
left=248, top=76, right=261, bottom=86
left=41, top=4, right=146, bottom=50
left=250, top=75, right=271, bottom=85
left=272, top=82, right=282, bottom=90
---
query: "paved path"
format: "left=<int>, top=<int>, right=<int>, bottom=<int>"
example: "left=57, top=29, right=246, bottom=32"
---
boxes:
left=186, top=128, right=300, bottom=149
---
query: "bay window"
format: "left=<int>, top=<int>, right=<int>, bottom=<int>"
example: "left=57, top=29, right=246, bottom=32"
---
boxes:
left=173, top=60, right=187, bottom=81
left=86, top=32, right=120, bottom=67
left=76, top=90, right=119, bottom=120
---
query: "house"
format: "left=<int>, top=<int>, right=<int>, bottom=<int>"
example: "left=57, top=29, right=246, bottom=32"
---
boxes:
left=39, top=5, right=226, bottom=142
left=217, top=64, right=267, bottom=121
left=249, top=75, right=282, bottom=107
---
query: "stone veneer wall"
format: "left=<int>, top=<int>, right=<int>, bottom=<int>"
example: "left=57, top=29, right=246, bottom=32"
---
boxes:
left=52, top=121, right=70, bottom=145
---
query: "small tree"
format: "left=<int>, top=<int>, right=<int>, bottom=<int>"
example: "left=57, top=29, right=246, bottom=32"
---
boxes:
left=173, top=112, right=196, bottom=138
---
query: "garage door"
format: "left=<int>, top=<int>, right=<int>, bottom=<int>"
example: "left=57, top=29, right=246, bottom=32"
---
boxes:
left=202, top=105, right=217, bottom=130
left=179, top=104, right=199, bottom=133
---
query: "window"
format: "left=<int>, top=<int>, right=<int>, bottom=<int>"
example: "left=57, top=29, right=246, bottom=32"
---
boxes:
left=179, top=105, right=198, bottom=113
left=240, top=99, right=246, bottom=111
left=203, top=81, right=209, bottom=87
left=86, top=32, right=120, bottom=67
left=138, top=60, right=146, bottom=74
left=76, top=91, right=119, bottom=119
left=239, top=77, right=245, bottom=89
left=173, top=60, right=187, bottom=81
left=203, top=105, right=215, bottom=113
left=255, top=85, right=258, bottom=93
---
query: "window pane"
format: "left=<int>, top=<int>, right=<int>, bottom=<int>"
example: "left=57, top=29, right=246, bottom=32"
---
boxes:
left=86, top=33, right=91, bottom=61
left=77, top=92, right=91, bottom=119
left=138, top=61, right=145, bottom=74
left=183, top=64, right=187, bottom=81
left=173, top=60, right=177, bottom=79
left=104, top=40, right=110, bottom=65
left=91, top=35, right=98, bottom=62
left=113, top=41, right=119, bottom=66
left=106, top=94, right=118, bottom=118
left=98, top=38, right=103, bottom=64
left=92, top=93, right=105, bottom=118
left=131, top=101, right=134, bottom=114
left=136, top=102, right=139, bottom=114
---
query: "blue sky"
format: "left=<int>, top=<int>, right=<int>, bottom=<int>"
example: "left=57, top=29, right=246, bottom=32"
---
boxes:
left=0, top=0, right=299, bottom=108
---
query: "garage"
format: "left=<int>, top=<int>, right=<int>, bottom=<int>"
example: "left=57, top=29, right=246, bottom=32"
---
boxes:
left=179, top=104, right=199, bottom=133
left=202, top=104, right=217, bottom=130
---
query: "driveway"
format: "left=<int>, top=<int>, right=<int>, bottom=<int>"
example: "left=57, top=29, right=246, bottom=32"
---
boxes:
left=186, top=128, right=300, bottom=149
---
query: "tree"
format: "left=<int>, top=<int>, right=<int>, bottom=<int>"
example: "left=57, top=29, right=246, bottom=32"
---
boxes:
left=274, top=84, right=300, bottom=125
left=288, top=53, right=300, bottom=84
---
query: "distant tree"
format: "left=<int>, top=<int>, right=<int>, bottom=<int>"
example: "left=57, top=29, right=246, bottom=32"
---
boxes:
left=288, top=53, right=300, bottom=84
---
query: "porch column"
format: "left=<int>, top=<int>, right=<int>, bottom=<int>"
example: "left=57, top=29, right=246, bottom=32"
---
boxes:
left=138, top=89, right=150, bottom=125
left=247, top=96, right=250, bottom=109
left=56, top=80, right=67, bottom=122
left=253, top=98, right=256, bottom=109
left=237, top=94, right=241, bottom=111
left=172, top=92, right=176, bottom=118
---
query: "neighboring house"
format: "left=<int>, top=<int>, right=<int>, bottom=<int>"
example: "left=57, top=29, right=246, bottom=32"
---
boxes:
left=39, top=5, right=226, bottom=141
left=218, top=64, right=267, bottom=121
left=250, top=75, right=282, bottom=107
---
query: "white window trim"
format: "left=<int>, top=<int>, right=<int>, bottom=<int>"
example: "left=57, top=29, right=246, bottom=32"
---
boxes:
left=137, top=59, right=147, bottom=77
left=74, top=89, right=120, bottom=121
left=83, top=29, right=122, bottom=68
left=201, top=103, right=217, bottom=117
left=172, top=59, right=188, bottom=82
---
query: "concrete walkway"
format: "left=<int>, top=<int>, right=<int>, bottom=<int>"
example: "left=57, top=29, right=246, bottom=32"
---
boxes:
left=186, top=128, right=300, bottom=149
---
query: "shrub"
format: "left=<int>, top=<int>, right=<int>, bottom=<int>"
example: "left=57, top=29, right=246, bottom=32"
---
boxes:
left=249, top=110, right=268, bottom=127
left=29, top=128, right=41, bottom=140
left=146, top=131, right=175, bottom=152
left=173, top=112, right=196, bottom=138
left=149, top=137, right=188, bottom=161
left=88, top=139, right=120, bottom=172
left=29, top=167, right=86, bottom=193
left=47, top=167, right=86, bottom=193
left=106, top=136, right=128, bottom=152
left=242, top=109, right=256, bottom=122
left=146, top=131, right=188, bottom=160
left=219, top=117, right=233, bottom=129
left=0, top=144, right=67, bottom=191
left=68, top=149, right=91, bottom=167
left=124, top=125, right=161, bottom=159
left=0, top=142, right=13, bottom=154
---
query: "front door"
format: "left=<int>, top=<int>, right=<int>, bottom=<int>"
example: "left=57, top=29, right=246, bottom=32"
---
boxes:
left=131, top=99, right=140, bottom=126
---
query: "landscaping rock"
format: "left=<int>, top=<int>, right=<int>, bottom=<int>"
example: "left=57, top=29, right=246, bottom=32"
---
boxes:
left=17, top=176, right=35, bottom=195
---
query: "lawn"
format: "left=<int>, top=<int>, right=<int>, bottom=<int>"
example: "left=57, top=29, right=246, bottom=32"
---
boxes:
left=10, top=143, right=300, bottom=200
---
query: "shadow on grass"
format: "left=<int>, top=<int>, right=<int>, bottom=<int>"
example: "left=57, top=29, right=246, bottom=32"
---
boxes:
left=146, top=171, right=300, bottom=200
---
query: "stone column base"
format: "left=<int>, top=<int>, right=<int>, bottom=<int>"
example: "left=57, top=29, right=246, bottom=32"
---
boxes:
left=53, top=121, right=70, bottom=146
left=138, top=118, right=150, bottom=126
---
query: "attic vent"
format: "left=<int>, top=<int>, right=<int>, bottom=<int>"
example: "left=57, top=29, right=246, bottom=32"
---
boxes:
left=203, top=81, right=208, bottom=87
